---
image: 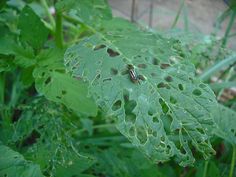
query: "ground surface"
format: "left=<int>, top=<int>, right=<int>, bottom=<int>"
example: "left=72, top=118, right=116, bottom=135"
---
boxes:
left=108, top=0, right=236, bottom=50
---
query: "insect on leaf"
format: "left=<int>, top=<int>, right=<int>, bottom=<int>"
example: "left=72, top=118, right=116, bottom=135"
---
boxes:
left=64, top=18, right=218, bottom=166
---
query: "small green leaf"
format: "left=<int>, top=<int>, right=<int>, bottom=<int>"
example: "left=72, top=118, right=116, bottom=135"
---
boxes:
left=213, top=104, right=236, bottom=145
left=35, top=71, right=97, bottom=116
left=56, top=0, right=112, bottom=26
left=18, top=6, right=49, bottom=49
left=34, top=49, right=97, bottom=116
left=0, top=143, right=44, bottom=177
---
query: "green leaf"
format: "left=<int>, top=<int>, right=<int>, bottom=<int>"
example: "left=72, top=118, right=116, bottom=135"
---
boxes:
left=34, top=49, right=97, bottom=116
left=0, top=143, right=44, bottom=177
left=213, top=104, right=236, bottom=145
left=56, top=0, right=112, bottom=26
left=64, top=18, right=217, bottom=166
left=18, top=6, right=49, bottom=49
left=0, top=22, right=16, bottom=55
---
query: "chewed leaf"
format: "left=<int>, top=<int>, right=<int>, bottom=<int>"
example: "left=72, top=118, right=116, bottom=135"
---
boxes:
left=0, top=143, right=44, bottom=177
left=213, top=104, right=236, bottom=145
left=64, top=18, right=217, bottom=166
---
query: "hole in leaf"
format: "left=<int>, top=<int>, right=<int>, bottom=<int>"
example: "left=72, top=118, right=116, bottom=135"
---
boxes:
left=56, top=96, right=61, bottom=99
left=22, top=130, right=40, bottom=147
left=192, top=89, right=202, bottom=96
left=112, top=100, right=122, bottom=111
left=103, top=78, right=112, bottom=82
left=62, top=90, right=66, bottom=95
left=157, top=82, right=166, bottom=88
left=129, top=126, right=135, bottom=136
left=159, top=98, right=169, bottom=114
left=110, top=68, right=118, bottom=75
left=151, top=73, right=156, bottom=77
left=152, top=58, right=160, bottom=65
left=136, top=126, right=147, bottom=144
left=160, top=63, right=170, bottom=69
left=178, top=84, right=184, bottom=91
left=153, top=116, right=159, bottom=123
left=44, top=77, right=51, bottom=85
left=126, top=113, right=136, bottom=124
left=107, top=48, right=120, bottom=57
left=157, top=82, right=170, bottom=89
left=93, top=44, right=106, bottom=51
left=170, top=96, right=177, bottom=104
left=165, top=76, right=173, bottom=82
left=199, top=84, right=206, bottom=88
left=137, top=64, right=147, bottom=69
left=95, top=74, right=101, bottom=80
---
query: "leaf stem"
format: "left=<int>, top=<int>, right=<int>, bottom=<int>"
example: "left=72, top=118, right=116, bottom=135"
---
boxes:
left=203, top=160, right=209, bottom=177
left=40, top=0, right=55, bottom=29
left=55, top=11, right=63, bottom=48
left=229, top=145, right=236, bottom=177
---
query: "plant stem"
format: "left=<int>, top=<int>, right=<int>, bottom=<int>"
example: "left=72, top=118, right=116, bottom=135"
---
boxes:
left=203, top=160, right=209, bottom=177
left=131, top=0, right=137, bottom=22
left=171, top=0, right=185, bottom=29
left=183, top=2, right=189, bottom=32
left=40, top=0, right=55, bottom=29
left=55, top=11, right=63, bottom=48
left=148, top=0, right=154, bottom=27
left=217, top=66, right=234, bottom=100
left=199, top=54, right=236, bottom=81
left=229, top=145, right=236, bottom=177
left=222, top=10, right=236, bottom=47
left=0, top=73, right=5, bottom=119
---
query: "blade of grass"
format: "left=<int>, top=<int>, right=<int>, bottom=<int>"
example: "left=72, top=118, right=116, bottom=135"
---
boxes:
left=148, top=0, right=154, bottom=27
left=222, top=10, right=236, bottom=47
left=131, top=0, right=137, bottom=22
left=183, top=2, right=189, bottom=32
left=229, top=145, right=236, bottom=177
left=217, top=67, right=235, bottom=100
left=199, top=54, right=236, bottom=81
left=203, top=160, right=209, bottom=177
left=210, top=81, right=236, bottom=91
left=171, top=0, right=185, bottom=29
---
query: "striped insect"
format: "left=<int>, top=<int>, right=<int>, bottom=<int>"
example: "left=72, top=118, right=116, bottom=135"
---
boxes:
left=127, top=64, right=145, bottom=84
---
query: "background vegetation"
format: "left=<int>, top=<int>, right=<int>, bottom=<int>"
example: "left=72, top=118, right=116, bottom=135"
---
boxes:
left=0, top=0, right=236, bottom=177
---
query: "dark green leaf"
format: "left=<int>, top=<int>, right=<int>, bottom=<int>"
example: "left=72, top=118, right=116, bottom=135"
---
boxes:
left=18, top=6, right=49, bottom=49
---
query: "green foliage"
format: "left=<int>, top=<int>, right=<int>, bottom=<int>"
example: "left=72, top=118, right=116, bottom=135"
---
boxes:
left=0, top=0, right=236, bottom=176
left=18, top=6, right=49, bottom=49
left=0, top=142, right=44, bottom=177
left=65, top=18, right=217, bottom=166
